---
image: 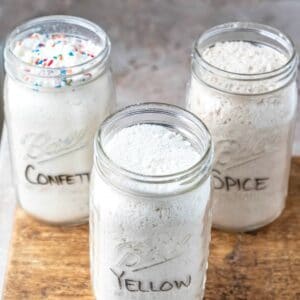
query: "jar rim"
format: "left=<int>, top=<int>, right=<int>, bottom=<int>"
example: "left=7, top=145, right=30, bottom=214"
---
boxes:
left=193, top=22, right=298, bottom=81
left=94, top=102, right=213, bottom=190
left=4, top=15, right=111, bottom=83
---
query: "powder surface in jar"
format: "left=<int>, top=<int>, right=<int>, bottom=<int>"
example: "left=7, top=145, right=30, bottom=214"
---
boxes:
left=187, top=40, right=297, bottom=231
left=13, top=33, right=102, bottom=68
left=11, top=33, right=105, bottom=88
left=104, top=124, right=201, bottom=175
left=202, top=41, right=287, bottom=74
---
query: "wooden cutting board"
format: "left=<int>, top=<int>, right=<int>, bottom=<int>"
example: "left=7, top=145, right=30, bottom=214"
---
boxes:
left=3, top=159, right=300, bottom=300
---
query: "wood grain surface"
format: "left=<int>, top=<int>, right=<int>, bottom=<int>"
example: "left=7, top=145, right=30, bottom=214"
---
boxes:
left=3, top=159, right=300, bottom=300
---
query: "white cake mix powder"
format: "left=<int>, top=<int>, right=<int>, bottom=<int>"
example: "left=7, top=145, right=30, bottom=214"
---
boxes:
left=202, top=41, right=287, bottom=74
left=187, top=40, right=297, bottom=231
left=5, top=25, right=115, bottom=224
left=104, top=124, right=201, bottom=175
left=90, top=123, right=213, bottom=300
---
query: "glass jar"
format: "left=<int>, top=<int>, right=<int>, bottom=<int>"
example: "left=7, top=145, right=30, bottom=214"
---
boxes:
left=186, top=22, right=298, bottom=232
left=4, top=15, right=115, bottom=225
left=90, top=103, right=214, bottom=300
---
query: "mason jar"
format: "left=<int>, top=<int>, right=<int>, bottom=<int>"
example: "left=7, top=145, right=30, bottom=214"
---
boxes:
left=90, top=103, right=214, bottom=300
left=4, top=15, right=115, bottom=225
left=186, top=22, right=298, bottom=232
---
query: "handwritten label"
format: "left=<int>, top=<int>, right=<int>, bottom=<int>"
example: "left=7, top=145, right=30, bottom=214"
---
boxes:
left=25, top=164, right=90, bottom=185
left=110, top=269, right=191, bottom=293
left=107, top=233, right=194, bottom=293
left=213, top=169, right=269, bottom=192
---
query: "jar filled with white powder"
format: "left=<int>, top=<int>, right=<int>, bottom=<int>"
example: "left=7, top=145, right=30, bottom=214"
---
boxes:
left=90, top=103, right=214, bottom=300
left=186, top=22, right=298, bottom=231
left=4, top=16, right=115, bottom=225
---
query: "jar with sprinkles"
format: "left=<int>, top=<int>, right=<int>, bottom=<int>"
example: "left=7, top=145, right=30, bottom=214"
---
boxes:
left=4, top=15, right=115, bottom=225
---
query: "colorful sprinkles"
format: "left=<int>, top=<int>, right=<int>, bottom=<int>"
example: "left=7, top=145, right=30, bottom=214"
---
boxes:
left=13, top=32, right=102, bottom=89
